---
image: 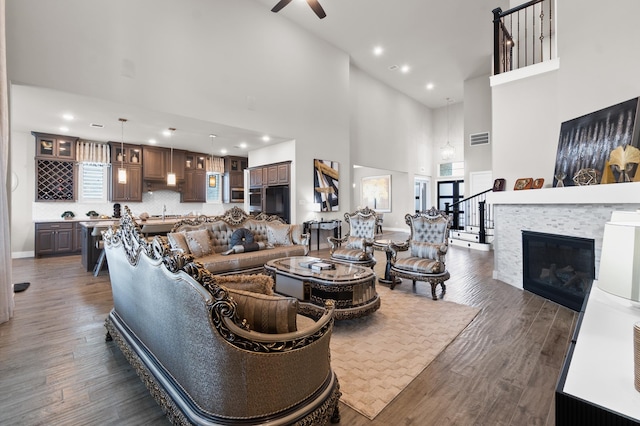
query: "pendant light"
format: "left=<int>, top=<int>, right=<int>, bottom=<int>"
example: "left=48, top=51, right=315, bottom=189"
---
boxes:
left=208, top=133, right=217, bottom=186
left=117, top=118, right=128, bottom=184
left=167, top=127, right=177, bottom=186
left=441, top=98, right=456, bottom=161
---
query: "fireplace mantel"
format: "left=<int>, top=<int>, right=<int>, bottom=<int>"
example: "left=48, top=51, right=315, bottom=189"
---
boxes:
left=489, top=184, right=640, bottom=290
left=487, top=181, right=640, bottom=205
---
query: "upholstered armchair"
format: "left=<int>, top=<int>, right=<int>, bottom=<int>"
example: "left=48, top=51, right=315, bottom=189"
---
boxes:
left=328, top=207, right=377, bottom=269
left=389, top=207, right=451, bottom=299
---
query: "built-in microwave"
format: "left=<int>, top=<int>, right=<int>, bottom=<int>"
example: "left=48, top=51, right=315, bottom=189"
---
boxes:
left=249, top=188, right=262, bottom=212
left=230, top=188, right=245, bottom=203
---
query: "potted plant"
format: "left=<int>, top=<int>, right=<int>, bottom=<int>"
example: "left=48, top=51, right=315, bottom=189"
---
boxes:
left=61, top=211, right=75, bottom=220
left=86, top=210, right=99, bottom=219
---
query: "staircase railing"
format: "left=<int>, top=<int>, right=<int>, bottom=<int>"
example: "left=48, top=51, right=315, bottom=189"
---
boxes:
left=493, top=0, right=554, bottom=75
left=445, top=188, right=493, bottom=244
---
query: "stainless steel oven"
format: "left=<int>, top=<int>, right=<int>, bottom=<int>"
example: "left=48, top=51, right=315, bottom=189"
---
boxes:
left=230, top=188, right=245, bottom=203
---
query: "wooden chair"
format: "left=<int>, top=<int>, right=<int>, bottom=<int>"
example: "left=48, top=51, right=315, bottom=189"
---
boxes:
left=389, top=207, right=451, bottom=299
left=328, top=207, right=377, bottom=269
left=92, top=226, right=109, bottom=276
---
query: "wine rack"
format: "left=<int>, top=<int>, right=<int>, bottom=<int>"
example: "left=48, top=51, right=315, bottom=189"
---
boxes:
left=36, top=159, right=75, bottom=201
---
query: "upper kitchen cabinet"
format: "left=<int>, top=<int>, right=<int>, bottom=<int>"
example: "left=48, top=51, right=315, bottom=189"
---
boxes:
left=223, top=156, right=247, bottom=203
left=33, top=132, right=78, bottom=201
left=182, top=151, right=207, bottom=203
left=143, top=146, right=185, bottom=182
left=108, top=142, right=143, bottom=202
left=33, top=132, right=78, bottom=161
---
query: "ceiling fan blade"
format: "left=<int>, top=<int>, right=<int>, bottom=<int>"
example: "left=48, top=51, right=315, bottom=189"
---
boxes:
left=271, top=0, right=294, bottom=13
left=306, top=0, right=327, bottom=19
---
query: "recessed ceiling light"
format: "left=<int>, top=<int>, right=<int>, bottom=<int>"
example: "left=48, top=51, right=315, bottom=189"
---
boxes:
left=220, top=149, right=228, bottom=154
left=262, top=135, right=271, bottom=142
left=148, top=139, right=157, bottom=144
left=59, top=126, right=69, bottom=132
left=62, top=113, right=74, bottom=121
left=162, top=129, right=171, bottom=137
left=239, top=142, right=247, bottom=149
left=373, top=46, right=384, bottom=56
left=209, top=134, right=217, bottom=138
left=426, top=83, right=435, bottom=90
left=400, top=65, right=410, bottom=74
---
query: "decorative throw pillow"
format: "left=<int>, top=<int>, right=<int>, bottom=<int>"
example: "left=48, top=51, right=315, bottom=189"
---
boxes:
left=216, top=274, right=274, bottom=295
left=345, top=236, right=364, bottom=250
left=167, top=232, right=190, bottom=254
left=184, top=229, right=213, bottom=257
left=227, top=288, right=298, bottom=333
left=290, top=224, right=304, bottom=245
left=230, top=228, right=254, bottom=247
left=410, top=240, right=440, bottom=260
left=221, top=241, right=266, bottom=255
left=267, top=223, right=292, bottom=246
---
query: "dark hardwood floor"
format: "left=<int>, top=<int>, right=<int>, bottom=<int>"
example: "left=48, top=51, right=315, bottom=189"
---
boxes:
left=2, top=232, right=576, bottom=425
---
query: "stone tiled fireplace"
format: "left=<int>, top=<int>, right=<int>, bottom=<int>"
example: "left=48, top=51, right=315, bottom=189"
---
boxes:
left=487, top=183, right=640, bottom=301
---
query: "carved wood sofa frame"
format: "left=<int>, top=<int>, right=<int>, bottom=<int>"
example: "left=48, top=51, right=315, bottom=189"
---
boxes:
left=103, top=206, right=341, bottom=425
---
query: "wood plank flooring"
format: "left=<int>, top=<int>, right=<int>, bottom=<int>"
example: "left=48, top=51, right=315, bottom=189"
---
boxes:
left=2, top=233, right=577, bottom=425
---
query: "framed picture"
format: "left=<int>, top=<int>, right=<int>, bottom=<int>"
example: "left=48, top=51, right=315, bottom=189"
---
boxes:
left=313, top=159, right=339, bottom=212
left=361, top=175, right=391, bottom=212
left=553, top=97, right=640, bottom=187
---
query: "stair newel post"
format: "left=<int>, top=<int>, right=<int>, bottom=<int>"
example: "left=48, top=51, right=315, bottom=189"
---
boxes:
left=479, top=200, right=487, bottom=244
left=492, top=7, right=503, bottom=75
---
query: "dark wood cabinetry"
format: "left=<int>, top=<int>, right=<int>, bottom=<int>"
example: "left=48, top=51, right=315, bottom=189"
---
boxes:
left=109, top=142, right=143, bottom=202
left=223, top=156, right=247, bottom=203
left=143, top=146, right=185, bottom=182
left=35, top=222, right=78, bottom=257
left=182, top=151, right=207, bottom=202
left=33, top=132, right=78, bottom=202
left=247, top=161, right=291, bottom=222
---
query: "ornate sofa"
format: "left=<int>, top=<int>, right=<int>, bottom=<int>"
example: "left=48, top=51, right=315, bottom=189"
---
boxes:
left=103, top=207, right=341, bottom=425
left=167, top=207, right=309, bottom=275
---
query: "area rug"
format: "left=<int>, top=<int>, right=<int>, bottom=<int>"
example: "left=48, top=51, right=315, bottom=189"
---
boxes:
left=330, top=284, right=480, bottom=419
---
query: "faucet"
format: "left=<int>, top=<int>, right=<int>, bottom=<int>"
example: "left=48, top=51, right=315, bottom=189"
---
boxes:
left=162, top=204, right=166, bottom=221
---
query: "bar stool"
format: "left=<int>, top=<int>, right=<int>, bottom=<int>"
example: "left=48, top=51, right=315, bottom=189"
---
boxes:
left=92, top=226, right=109, bottom=276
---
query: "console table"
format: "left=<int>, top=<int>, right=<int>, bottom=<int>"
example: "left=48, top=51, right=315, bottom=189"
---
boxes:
left=304, top=220, right=342, bottom=251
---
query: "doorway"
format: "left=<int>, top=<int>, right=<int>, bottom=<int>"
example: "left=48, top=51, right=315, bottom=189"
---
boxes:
left=437, top=180, right=464, bottom=229
left=414, top=177, right=430, bottom=213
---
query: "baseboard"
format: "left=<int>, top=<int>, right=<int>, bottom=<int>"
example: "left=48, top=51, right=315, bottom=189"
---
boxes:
left=12, top=251, right=34, bottom=259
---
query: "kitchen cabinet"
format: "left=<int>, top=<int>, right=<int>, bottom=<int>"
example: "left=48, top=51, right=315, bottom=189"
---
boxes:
left=249, top=167, right=263, bottom=188
left=222, top=156, right=247, bottom=203
left=33, top=132, right=77, bottom=161
left=35, top=222, right=76, bottom=257
left=143, top=146, right=185, bottom=182
left=109, top=142, right=143, bottom=202
left=182, top=151, right=208, bottom=202
left=33, top=132, right=78, bottom=201
left=246, top=161, right=291, bottom=222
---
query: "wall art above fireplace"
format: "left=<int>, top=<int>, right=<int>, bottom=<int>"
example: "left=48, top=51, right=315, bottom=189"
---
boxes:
left=553, top=97, right=640, bottom=188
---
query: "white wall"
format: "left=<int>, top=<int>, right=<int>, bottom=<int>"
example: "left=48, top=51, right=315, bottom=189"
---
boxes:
left=492, top=0, right=640, bottom=188
left=351, top=166, right=409, bottom=231
left=349, top=65, right=434, bottom=217
left=464, top=74, right=492, bottom=186
left=7, top=0, right=350, bottom=254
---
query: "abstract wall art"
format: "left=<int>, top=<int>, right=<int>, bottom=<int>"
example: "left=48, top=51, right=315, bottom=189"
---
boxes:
left=361, top=175, right=391, bottom=212
left=313, top=159, right=339, bottom=211
left=553, top=97, right=640, bottom=187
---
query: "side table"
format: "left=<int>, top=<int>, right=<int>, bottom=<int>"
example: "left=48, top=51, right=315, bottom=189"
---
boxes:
left=304, top=220, right=342, bottom=251
left=373, top=239, right=406, bottom=285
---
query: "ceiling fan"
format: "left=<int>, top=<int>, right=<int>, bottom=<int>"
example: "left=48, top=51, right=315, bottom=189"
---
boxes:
left=271, top=0, right=327, bottom=19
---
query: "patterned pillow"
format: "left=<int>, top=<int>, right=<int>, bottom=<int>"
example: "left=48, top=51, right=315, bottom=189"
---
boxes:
left=227, top=288, right=298, bottom=333
left=230, top=228, right=254, bottom=247
left=184, top=229, right=213, bottom=257
left=290, top=224, right=304, bottom=245
left=267, top=223, right=292, bottom=246
left=346, top=236, right=364, bottom=250
left=215, top=274, right=274, bottom=295
left=410, top=240, right=440, bottom=260
left=167, top=232, right=190, bottom=254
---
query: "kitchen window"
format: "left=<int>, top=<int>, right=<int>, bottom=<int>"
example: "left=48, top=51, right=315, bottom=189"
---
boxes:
left=78, top=163, right=108, bottom=202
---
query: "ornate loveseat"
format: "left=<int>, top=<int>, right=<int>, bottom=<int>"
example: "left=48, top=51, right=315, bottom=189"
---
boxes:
left=103, top=207, right=341, bottom=425
left=166, top=207, right=309, bottom=275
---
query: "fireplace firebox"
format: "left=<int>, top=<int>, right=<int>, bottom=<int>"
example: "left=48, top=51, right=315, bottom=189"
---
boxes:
left=522, top=231, right=594, bottom=311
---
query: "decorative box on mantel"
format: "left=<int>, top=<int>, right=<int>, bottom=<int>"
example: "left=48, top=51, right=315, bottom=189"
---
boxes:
left=487, top=182, right=640, bottom=291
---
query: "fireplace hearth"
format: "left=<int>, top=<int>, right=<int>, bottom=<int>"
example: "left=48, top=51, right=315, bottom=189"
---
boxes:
left=522, top=231, right=595, bottom=311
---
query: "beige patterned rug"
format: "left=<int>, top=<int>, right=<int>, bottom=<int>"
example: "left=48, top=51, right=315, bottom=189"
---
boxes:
left=330, top=283, right=480, bottom=419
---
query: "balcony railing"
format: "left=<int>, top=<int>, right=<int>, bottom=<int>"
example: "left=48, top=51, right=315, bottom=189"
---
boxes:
left=493, top=0, right=554, bottom=75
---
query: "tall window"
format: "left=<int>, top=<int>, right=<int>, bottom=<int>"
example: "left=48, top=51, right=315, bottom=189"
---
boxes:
left=79, top=163, right=108, bottom=202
